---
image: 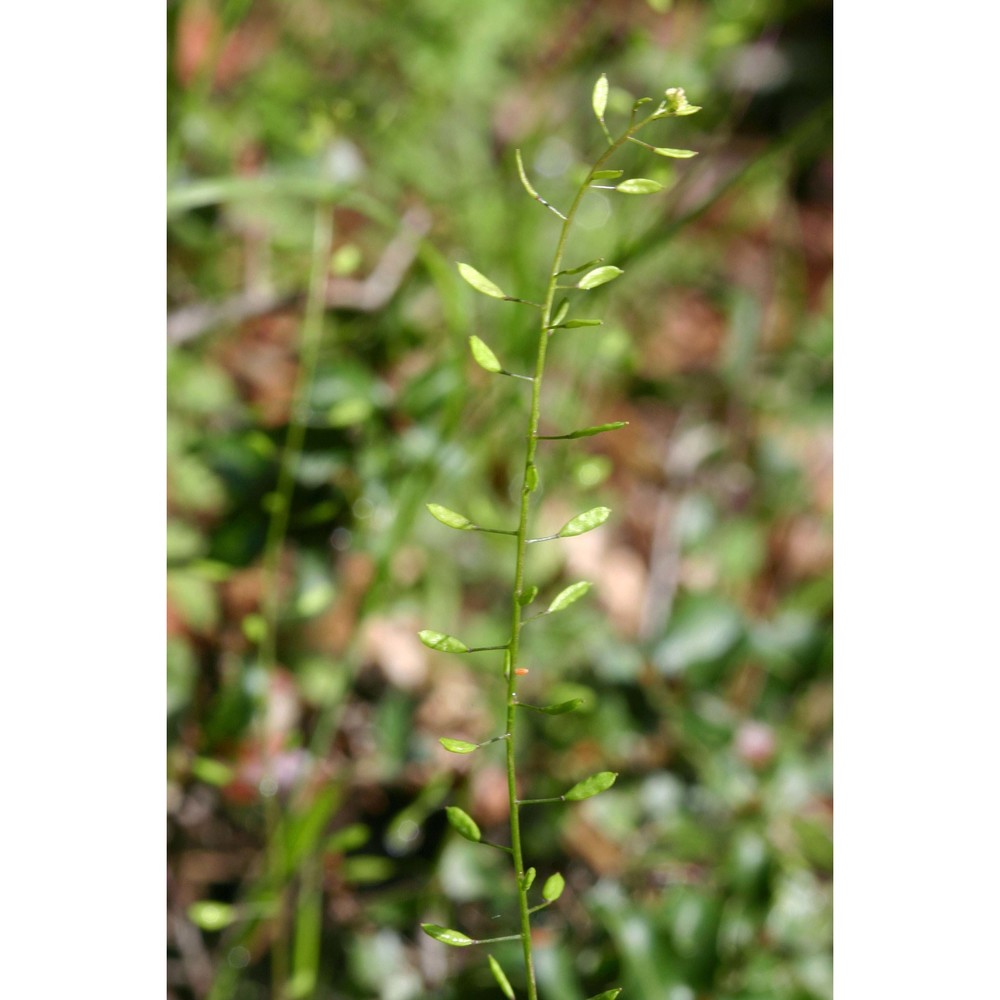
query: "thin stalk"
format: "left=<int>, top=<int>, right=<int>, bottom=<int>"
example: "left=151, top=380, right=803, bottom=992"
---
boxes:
left=502, top=115, right=658, bottom=1000
left=257, top=202, right=334, bottom=1000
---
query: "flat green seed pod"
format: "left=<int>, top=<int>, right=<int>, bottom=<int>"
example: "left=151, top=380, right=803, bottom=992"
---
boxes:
left=469, top=335, right=503, bottom=373
left=420, top=924, right=475, bottom=947
left=564, top=771, right=617, bottom=801
left=570, top=422, right=625, bottom=438
left=445, top=806, right=482, bottom=842
left=592, top=73, right=609, bottom=120
left=577, top=265, right=623, bottom=290
left=457, top=262, right=506, bottom=299
left=546, top=581, right=592, bottom=614
left=488, top=955, right=516, bottom=1000
left=650, top=146, right=698, bottom=158
left=616, top=178, right=663, bottom=195
left=418, top=630, right=470, bottom=653
left=427, top=503, right=476, bottom=530
left=542, top=872, right=565, bottom=901
left=558, top=507, right=611, bottom=537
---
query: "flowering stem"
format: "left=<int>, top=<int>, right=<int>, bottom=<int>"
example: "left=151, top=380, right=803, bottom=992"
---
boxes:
left=502, top=114, right=658, bottom=1000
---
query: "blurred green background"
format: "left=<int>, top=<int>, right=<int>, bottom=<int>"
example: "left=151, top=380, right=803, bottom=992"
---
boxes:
left=167, top=1, right=832, bottom=998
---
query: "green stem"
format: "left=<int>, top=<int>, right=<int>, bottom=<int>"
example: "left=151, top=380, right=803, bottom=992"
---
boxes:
left=258, top=202, right=334, bottom=1000
left=503, top=115, right=655, bottom=1000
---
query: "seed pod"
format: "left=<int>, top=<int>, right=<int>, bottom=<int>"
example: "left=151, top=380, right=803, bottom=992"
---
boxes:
left=488, top=955, right=516, bottom=1000
left=426, top=504, right=476, bottom=530
left=650, top=146, right=698, bottom=158
left=457, top=262, right=506, bottom=299
left=542, top=872, right=565, bottom=902
left=420, top=924, right=475, bottom=947
left=577, top=265, right=623, bottom=290
left=592, top=73, right=609, bottom=120
left=616, top=178, right=663, bottom=195
left=546, top=581, right=592, bottom=614
left=418, top=630, right=469, bottom=653
left=558, top=507, right=612, bottom=538
left=445, top=806, right=482, bottom=842
left=469, top=335, right=503, bottom=373
left=564, top=771, right=618, bottom=801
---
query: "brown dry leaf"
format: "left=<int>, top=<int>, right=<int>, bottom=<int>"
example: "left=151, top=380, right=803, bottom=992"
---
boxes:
left=306, top=552, right=376, bottom=654
left=780, top=514, right=833, bottom=581
left=598, top=547, right=648, bottom=638
left=471, top=765, right=511, bottom=827
left=174, top=0, right=277, bottom=89
left=220, top=566, right=267, bottom=621
left=561, top=814, right=626, bottom=877
left=214, top=315, right=300, bottom=427
left=414, top=667, right=489, bottom=744
left=797, top=203, right=834, bottom=311
left=360, top=615, right=428, bottom=691
left=643, top=291, right=727, bottom=377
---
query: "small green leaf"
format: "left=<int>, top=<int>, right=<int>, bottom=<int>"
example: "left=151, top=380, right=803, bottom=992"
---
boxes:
left=488, top=955, right=516, bottom=1000
left=558, top=507, right=612, bottom=537
left=585, top=991, right=623, bottom=1000
left=564, top=771, right=618, bottom=801
left=469, top=335, right=503, bottom=373
left=457, top=262, right=506, bottom=299
left=421, top=924, right=475, bottom=947
left=439, top=738, right=479, bottom=754
left=561, top=319, right=603, bottom=329
left=616, top=178, right=663, bottom=195
left=550, top=298, right=570, bottom=326
left=525, top=464, right=539, bottom=492
left=542, top=872, right=565, bottom=902
left=577, top=266, right=623, bottom=290
left=445, top=806, right=482, bottom=842
left=522, top=867, right=536, bottom=892
left=650, top=146, right=698, bottom=158
left=427, top=503, right=476, bottom=531
left=188, top=901, right=237, bottom=931
left=558, top=258, right=604, bottom=277
left=591, top=169, right=624, bottom=180
left=592, top=73, right=609, bottom=120
left=547, top=581, right=592, bottom=614
left=564, top=422, right=627, bottom=439
left=675, top=105, right=702, bottom=116
left=418, top=630, right=470, bottom=653
left=518, top=585, right=538, bottom=607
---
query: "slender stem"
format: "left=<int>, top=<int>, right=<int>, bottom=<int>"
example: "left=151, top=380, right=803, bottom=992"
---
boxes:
left=258, top=202, right=334, bottom=1000
left=502, top=115, right=655, bottom=1000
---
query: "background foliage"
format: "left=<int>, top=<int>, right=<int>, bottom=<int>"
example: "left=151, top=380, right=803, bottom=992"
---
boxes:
left=167, top=2, right=832, bottom=998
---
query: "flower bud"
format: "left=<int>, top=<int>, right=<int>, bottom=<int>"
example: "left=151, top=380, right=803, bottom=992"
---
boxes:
left=663, top=87, right=689, bottom=114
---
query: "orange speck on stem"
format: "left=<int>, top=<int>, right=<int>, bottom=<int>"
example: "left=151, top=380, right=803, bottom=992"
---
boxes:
left=515, top=667, right=529, bottom=676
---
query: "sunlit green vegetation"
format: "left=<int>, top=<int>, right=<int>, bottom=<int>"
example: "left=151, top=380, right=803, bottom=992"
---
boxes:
left=167, top=2, right=832, bottom=998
